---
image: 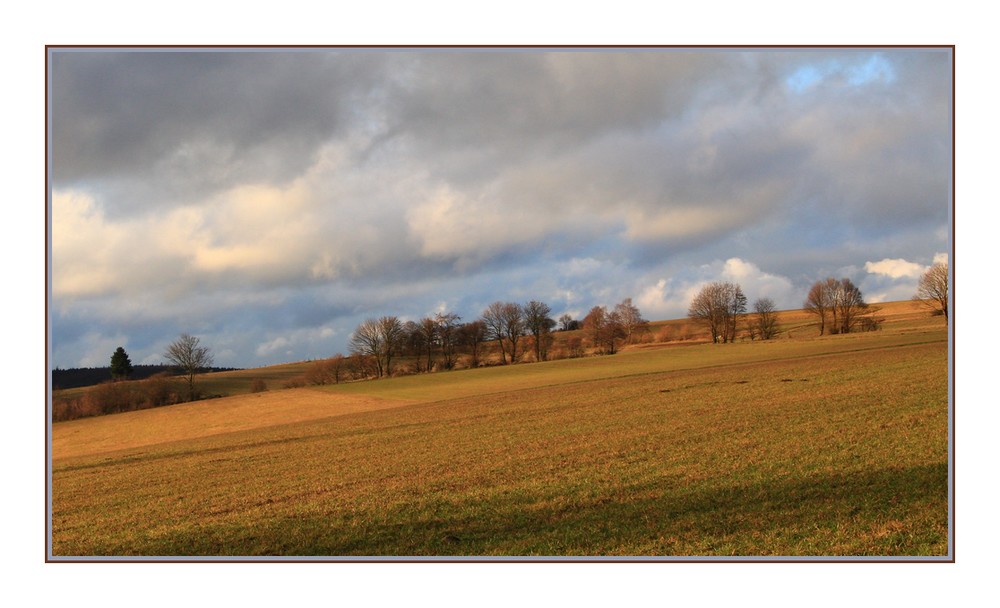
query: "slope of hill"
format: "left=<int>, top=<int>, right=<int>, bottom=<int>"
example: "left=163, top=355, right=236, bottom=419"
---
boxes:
left=50, top=304, right=948, bottom=557
left=52, top=365, right=241, bottom=390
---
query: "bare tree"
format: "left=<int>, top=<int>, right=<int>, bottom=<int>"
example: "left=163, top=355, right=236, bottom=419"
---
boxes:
left=804, top=278, right=839, bottom=335
left=164, top=333, right=214, bottom=401
left=804, top=278, right=869, bottom=335
left=688, top=282, right=746, bottom=343
left=481, top=302, right=508, bottom=364
left=401, top=320, right=424, bottom=370
left=726, top=285, right=747, bottom=342
left=417, top=317, right=438, bottom=372
left=523, top=300, right=556, bottom=362
left=832, top=278, right=868, bottom=334
left=583, top=305, right=626, bottom=354
left=349, top=316, right=404, bottom=378
left=688, top=287, right=722, bottom=343
left=457, top=320, right=487, bottom=367
left=482, top=301, right=525, bottom=364
left=583, top=305, right=608, bottom=352
left=558, top=314, right=578, bottom=331
left=614, top=297, right=648, bottom=344
left=350, top=319, right=383, bottom=377
left=435, top=312, right=462, bottom=370
left=914, top=262, right=949, bottom=320
left=804, top=278, right=832, bottom=335
left=753, top=297, right=779, bottom=340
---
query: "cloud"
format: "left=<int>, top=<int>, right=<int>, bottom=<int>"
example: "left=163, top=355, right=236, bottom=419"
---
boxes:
left=405, top=184, right=551, bottom=271
left=636, top=257, right=798, bottom=321
left=50, top=52, right=390, bottom=211
left=51, top=190, right=122, bottom=298
left=255, top=336, right=291, bottom=359
left=623, top=206, right=737, bottom=244
left=48, top=49, right=953, bottom=368
left=73, top=331, right=131, bottom=368
left=864, top=258, right=926, bottom=279
left=860, top=255, right=941, bottom=304
left=637, top=278, right=704, bottom=321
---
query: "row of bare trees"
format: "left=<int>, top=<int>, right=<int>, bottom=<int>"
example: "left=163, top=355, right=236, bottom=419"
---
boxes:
left=346, top=297, right=648, bottom=379
left=686, top=284, right=781, bottom=343
left=347, top=312, right=491, bottom=378
left=803, top=278, right=872, bottom=335
left=687, top=282, right=749, bottom=343
left=688, top=276, right=887, bottom=342
left=582, top=299, right=648, bottom=354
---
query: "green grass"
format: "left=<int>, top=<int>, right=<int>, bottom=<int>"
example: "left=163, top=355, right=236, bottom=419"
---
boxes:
left=51, top=312, right=949, bottom=557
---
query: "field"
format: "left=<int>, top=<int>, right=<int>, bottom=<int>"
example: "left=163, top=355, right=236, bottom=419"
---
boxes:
left=50, top=302, right=949, bottom=557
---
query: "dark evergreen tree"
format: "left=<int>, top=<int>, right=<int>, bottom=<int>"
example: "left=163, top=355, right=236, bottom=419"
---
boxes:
left=110, top=346, right=133, bottom=380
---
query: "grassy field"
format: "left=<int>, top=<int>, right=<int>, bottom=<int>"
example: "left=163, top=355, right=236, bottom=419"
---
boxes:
left=50, top=303, right=949, bottom=557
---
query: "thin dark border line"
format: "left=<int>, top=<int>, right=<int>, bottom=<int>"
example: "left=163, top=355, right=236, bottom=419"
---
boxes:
left=45, top=44, right=52, bottom=563
left=949, top=44, right=956, bottom=562
left=45, top=44, right=955, bottom=50
left=45, top=44, right=955, bottom=564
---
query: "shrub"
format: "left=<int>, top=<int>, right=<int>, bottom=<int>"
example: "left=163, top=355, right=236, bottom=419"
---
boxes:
left=304, top=359, right=336, bottom=385
left=565, top=337, right=585, bottom=358
left=85, top=381, right=137, bottom=415
left=52, top=392, right=100, bottom=422
left=282, top=376, right=307, bottom=389
left=250, top=378, right=268, bottom=393
left=859, top=316, right=884, bottom=332
left=141, top=372, right=180, bottom=408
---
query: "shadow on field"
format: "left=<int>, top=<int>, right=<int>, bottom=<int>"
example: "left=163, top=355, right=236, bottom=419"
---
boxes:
left=133, top=461, right=947, bottom=557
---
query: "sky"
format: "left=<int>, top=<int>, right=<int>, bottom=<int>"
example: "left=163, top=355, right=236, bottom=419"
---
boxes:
left=48, top=47, right=952, bottom=369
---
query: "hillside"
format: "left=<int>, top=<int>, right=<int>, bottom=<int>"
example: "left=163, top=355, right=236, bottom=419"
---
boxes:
left=50, top=302, right=949, bottom=557
left=52, top=365, right=241, bottom=391
left=54, top=299, right=941, bottom=407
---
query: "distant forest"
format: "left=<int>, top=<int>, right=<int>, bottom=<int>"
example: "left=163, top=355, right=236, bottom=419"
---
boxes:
left=52, top=365, right=241, bottom=390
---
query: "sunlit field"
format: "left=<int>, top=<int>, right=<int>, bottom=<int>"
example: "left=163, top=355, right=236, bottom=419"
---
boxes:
left=51, top=303, right=948, bottom=557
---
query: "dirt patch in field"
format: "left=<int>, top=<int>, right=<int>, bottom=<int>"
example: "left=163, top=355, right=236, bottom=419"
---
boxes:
left=52, top=388, right=416, bottom=460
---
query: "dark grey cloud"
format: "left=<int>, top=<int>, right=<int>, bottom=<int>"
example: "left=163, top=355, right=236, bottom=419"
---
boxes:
left=51, top=50, right=388, bottom=213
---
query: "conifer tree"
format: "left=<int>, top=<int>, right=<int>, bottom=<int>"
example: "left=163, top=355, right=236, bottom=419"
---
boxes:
left=110, top=346, right=133, bottom=381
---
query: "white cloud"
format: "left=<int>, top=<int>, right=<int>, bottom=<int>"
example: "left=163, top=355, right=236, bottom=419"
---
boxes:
left=255, top=336, right=291, bottom=358
left=51, top=190, right=125, bottom=298
left=637, top=278, right=704, bottom=320
left=721, top=257, right=758, bottom=280
left=720, top=258, right=797, bottom=306
left=864, top=258, right=926, bottom=279
left=860, top=255, right=943, bottom=304
left=636, top=257, right=798, bottom=321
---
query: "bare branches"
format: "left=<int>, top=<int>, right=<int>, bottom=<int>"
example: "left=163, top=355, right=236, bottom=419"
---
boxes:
left=804, top=278, right=869, bottom=335
left=914, top=262, right=948, bottom=320
left=349, top=316, right=404, bottom=378
left=164, top=333, right=214, bottom=400
left=752, top=297, right=779, bottom=340
left=688, top=282, right=746, bottom=343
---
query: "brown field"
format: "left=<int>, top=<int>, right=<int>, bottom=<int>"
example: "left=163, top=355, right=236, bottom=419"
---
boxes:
left=50, top=300, right=949, bottom=557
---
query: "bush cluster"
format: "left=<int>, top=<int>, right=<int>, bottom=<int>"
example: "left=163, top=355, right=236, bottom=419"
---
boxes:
left=52, top=373, right=185, bottom=422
